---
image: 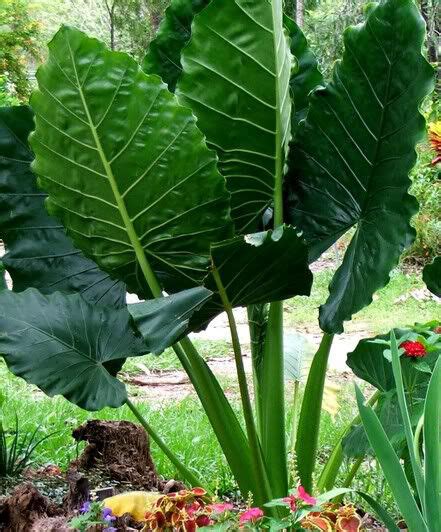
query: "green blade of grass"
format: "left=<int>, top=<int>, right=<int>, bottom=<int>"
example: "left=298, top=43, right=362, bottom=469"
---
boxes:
left=390, top=331, right=425, bottom=508
left=424, top=357, right=441, bottom=531
left=355, top=384, right=427, bottom=532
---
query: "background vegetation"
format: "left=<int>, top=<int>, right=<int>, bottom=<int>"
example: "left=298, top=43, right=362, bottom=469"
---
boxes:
left=1, top=0, right=438, bottom=263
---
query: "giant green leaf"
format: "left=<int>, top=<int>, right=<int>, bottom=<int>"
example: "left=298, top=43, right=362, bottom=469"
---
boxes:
left=285, top=0, right=435, bottom=333
left=0, top=105, right=126, bottom=306
left=190, top=225, right=312, bottom=329
left=30, top=26, right=232, bottom=299
left=0, top=288, right=147, bottom=410
left=143, top=0, right=210, bottom=91
left=177, top=0, right=292, bottom=233
left=423, top=256, right=440, bottom=297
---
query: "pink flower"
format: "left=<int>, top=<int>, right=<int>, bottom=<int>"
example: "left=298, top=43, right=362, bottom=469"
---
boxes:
left=239, top=507, right=264, bottom=524
left=211, top=502, right=234, bottom=514
left=283, top=494, right=297, bottom=511
left=297, top=486, right=316, bottom=505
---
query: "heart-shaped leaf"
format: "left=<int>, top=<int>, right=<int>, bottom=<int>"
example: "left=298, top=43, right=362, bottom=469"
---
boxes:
left=190, top=225, right=312, bottom=329
left=0, top=289, right=147, bottom=410
left=347, top=328, right=435, bottom=393
left=177, top=0, right=292, bottom=233
left=0, top=105, right=126, bottom=306
left=423, top=256, right=440, bottom=297
left=30, top=26, right=232, bottom=299
left=143, top=0, right=210, bottom=91
left=286, top=0, right=434, bottom=333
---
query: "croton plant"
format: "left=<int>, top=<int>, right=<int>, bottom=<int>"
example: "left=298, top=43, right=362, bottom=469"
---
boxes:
left=0, top=0, right=438, bottom=526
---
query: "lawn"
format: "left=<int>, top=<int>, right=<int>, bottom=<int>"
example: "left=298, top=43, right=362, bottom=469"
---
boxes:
left=285, top=268, right=439, bottom=335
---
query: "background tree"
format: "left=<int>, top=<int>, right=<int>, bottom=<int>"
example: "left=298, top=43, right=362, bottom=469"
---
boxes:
left=0, top=0, right=41, bottom=101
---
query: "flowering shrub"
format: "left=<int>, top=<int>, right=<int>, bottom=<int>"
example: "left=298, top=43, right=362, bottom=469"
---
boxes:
left=301, top=504, right=362, bottom=531
left=200, top=485, right=362, bottom=531
left=68, top=487, right=365, bottom=531
left=69, top=500, right=117, bottom=532
left=142, top=488, right=212, bottom=531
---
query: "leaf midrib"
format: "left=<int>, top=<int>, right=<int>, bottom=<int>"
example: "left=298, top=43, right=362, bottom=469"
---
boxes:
left=271, top=0, right=288, bottom=227
left=65, top=35, right=163, bottom=299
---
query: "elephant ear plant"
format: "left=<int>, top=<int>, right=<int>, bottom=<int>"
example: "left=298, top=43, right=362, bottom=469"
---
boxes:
left=0, top=0, right=434, bottom=518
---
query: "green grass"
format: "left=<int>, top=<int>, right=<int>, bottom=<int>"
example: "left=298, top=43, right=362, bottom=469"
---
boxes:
left=285, top=268, right=439, bottom=335
left=122, top=339, right=232, bottom=374
left=0, top=359, right=398, bottom=515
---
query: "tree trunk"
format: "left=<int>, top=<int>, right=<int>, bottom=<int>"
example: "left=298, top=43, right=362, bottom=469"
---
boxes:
left=420, top=0, right=438, bottom=64
left=296, top=0, right=304, bottom=27
left=105, top=0, right=116, bottom=50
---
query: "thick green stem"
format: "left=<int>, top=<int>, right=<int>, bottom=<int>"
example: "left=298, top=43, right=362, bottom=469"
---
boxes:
left=126, top=398, right=207, bottom=491
left=175, top=336, right=254, bottom=496
left=212, top=267, right=272, bottom=506
left=317, top=390, right=380, bottom=492
left=296, top=332, right=334, bottom=492
left=260, top=300, right=287, bottom=497
left=290, top=380, right=300, bottom=459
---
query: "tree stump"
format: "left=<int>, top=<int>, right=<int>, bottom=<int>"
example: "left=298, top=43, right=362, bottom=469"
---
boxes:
left=70, top=420, right=162, bottom=490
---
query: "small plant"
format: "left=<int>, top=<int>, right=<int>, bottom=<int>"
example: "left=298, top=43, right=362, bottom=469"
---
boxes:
left=0, top=396, right=55, bottom=478
left=356, top=331, right=441, bottom=532
left=200, top=485, right=363, bottom=531
left=69, top=500, right=117, bottom=532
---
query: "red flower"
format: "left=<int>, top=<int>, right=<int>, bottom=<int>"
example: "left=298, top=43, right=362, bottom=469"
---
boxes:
left=297, top=486, right=317, bottom=505
left=239, top=507, right=264, bottom=524
left=283, top=494, right=297, bottom=511
left=434, top=326, right=441, bottom=334
left=400, top=340, right=427, bottom=358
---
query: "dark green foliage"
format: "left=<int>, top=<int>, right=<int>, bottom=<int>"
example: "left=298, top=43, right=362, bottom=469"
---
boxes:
left=344, top=323, right=441, bottom=457
left=190, top=226, right=313, bottom=329
left=286, top=0, right=435, bottom=333
left=0, top=289, right=146, bottom=410
left=129, top=287, right=212, bottom=354
left=0, top=106, right=127, bottom=306
left=143, top=0, right=210, bottom=90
